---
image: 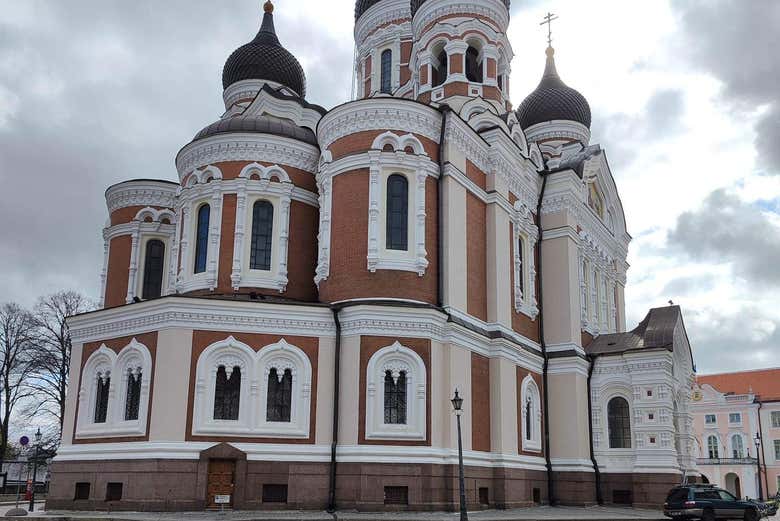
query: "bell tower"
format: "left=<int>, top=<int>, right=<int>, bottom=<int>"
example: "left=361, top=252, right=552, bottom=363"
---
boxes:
left=410, top=0, right=513, bottom=110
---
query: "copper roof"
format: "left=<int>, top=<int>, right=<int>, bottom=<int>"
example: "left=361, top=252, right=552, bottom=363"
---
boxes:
left=586, top=305, right=683, bottom=356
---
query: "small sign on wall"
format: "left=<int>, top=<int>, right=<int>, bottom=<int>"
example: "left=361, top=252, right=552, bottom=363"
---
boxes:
left=214, top=495, right=231, bottom=504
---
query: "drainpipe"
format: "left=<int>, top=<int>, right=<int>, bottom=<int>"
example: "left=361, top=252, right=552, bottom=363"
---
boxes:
left=326, top=306, right=342, bottom=513
left=436, top=105, right=451, bottom=308
left=757, top=400, right=769, bottom=500
left=587, top=354, right=604, bottom=504
left=535, top=171, right=554, bottom=505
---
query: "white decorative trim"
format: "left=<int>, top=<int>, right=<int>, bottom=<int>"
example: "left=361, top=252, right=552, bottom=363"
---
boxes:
left=231, top=83, right=322, bottom=131
left=176, top=181, right=223, bottom=293
left=520, top=374, right=542, bottom=452
left=105, top=180, right=177, bottom=215
left=512, top=201, right=539, bottom=319
left=192, top=336, right=312, bottom=438
left=176, top=134, right=319, bottom=179
left=355, top=0, right=411, bottom=46
left=75, top=338, right=153, bottom=439
left=365, top=341, right=427, bottom=441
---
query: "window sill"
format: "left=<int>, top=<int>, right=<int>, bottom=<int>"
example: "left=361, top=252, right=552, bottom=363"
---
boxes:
left=75, top=422, right=146, bottom=439
left=237, top=272, right=288, bottom=292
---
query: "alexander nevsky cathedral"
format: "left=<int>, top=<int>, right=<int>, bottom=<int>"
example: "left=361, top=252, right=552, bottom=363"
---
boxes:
left=49, top=0, right=700, bottom=511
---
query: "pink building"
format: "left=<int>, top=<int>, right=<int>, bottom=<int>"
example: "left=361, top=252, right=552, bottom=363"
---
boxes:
left=692, top=368, right=780, bottom=501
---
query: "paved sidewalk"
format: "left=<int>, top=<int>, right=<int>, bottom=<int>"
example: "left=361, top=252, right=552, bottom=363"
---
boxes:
left=0, top=505, right=669, bottom=521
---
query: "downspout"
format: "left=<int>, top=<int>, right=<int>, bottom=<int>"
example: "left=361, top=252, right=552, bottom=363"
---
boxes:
left=437, top=105, right=451, bottom=308
left=757, top=400, right=769, bottom=499
left=587, top=354, right=604, bottom=504
left=326, top=306, right=342, bottom=513
left=535, top=171, right=554, bottom=505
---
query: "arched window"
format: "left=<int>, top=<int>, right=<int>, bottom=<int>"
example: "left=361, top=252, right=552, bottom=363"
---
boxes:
left=525, top=396, right=533, bottom=441
left=708, top=435, right=719, bottom=459
left=384, top=370, right=407, bottom=425
left=520, top=374, right=542, bottom=451
left=518, top=236, right=525, bottom=297
left=266, top=367, right=293, bottom=423
left=432, top=49, right=448, bottom=87
left=386, top=174, right=408, bottom=251
left=250, top=200, right=274, bottom=271
left=731, top=434, right=744, bottom=458
left=213, top=365, right=241, bottom=421
left=380, top=49, right=392, bottom=94
left=94, top=373, right=110, bottom=424
left=465, top=46, right=483, bottom=83
left=194, top=204, right=210, bottom=274
left=607, top=396, right=631, bottom=448
left=141, top=239, right=165, bottom=299
left=124, top=368, right=142, bottom=421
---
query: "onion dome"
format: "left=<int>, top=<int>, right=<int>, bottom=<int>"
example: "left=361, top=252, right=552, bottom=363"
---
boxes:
left=411, top=0, right=510, bottom=17
left=516, top=46, right=591, bottom=130
left=222, top=1, right=306, bottom=98
left=355, top=0, right=383, bottom=20
left=192, top=115, right=317, bottom=146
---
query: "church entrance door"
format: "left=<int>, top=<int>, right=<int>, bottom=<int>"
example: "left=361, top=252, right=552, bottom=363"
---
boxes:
left=207, top=459, right=236, bottom=509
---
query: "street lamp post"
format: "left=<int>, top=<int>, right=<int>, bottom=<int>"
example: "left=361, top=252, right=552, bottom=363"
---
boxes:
left=451, top=389, right=468, bottom=521
left=754, top=432, right=764, bottom=501
left=29, top=428, right=41, bottom=512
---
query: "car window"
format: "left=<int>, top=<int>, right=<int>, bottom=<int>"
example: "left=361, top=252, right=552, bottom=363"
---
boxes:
left=695, top=490, right=720, bottom=500
left=718, top=490, right=736, bottom=501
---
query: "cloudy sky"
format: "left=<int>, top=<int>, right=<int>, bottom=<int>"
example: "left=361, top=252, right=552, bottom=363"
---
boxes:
left=0, top=0, right=778, bottom=375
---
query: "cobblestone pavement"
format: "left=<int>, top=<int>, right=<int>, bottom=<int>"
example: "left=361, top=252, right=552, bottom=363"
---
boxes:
left=1, top=505, right=670, bottom=521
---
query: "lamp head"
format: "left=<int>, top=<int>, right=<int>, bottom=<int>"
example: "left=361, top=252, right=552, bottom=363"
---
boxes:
left=34, top=427, right=41, bottom=443
left=451, top=389, right=463, bottom=412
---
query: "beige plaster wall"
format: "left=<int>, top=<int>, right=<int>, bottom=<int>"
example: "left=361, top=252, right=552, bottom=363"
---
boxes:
left=486, top=203, right=512, bottom=328
left=490, top=357, right=519, bottom=454
left=540, top=234, right=581, bottom=346
left=149, top=328, right=193, bottom=441
left=548, top=371, right=591, bottom=459
left=338, top=334, right=361, bottom=445
left=61, top=342, right=83, bottom=446
left=443, top=343, right=472, bottom=450
left=314, top=336, right=336, bottom=444
left=442, top=176, right=468, bottom=312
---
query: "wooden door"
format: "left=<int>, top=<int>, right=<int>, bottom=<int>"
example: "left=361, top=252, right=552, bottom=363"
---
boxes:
left=207, top=459, right=235, bottom=508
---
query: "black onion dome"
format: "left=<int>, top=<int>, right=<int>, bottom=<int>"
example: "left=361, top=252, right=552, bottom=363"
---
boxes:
left=355, top=0, right=383, bottom=20
left=192, top=115, right=317, bottom=146
left=516, top=47, right=591, bottom=130
left=411, top=0, right=510, bottom=17
left=222, top=1, right=306, bottom=97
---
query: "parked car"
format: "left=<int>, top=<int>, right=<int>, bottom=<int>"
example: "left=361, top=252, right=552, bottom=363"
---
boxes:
left=664, top=484, right=766, bottom=520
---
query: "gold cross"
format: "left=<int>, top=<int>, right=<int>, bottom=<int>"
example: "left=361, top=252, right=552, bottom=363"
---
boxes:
left=540, top=12, right=559, bottom=47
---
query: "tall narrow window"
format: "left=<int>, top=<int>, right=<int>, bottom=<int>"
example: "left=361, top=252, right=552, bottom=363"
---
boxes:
left=465, top=46, right=483, bottom=83
left=432, top=50, right=448, bottom=87
left=607, top=397, right=631, bottom=448
left=380, top=49, right=392, bottom=94
left=213, top=365, right=241, bottom=421
left=518, top=237, right=525, bottom=297
left=250, top=200, right=274, bottom=270
left=194, top=204, right=210, bottom=274
left=731, top=434, right=744, bottom=458
left=141, top=239, right=165, bottom=299
left=384, top=370, right=407, bottom=424
left=386, top=174, right=408, bottom=251
left=124, top=369, right=142, bottom=421
left=707, top=435, right=719, bottom=459
left=525, top=396, right=533, bottom=441
left=94, top=374, right=110, bottom=424
left=266, top=367, right=293, bottom=422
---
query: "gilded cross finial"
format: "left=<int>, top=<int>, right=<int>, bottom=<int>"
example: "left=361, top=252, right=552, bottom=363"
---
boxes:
left=540, top=12, right=559, bottom=48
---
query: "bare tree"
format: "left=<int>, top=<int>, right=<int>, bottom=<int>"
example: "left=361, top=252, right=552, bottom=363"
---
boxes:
left=26, top=291, right=92, bottom=436
left=0, top=303, right=37, bottom=467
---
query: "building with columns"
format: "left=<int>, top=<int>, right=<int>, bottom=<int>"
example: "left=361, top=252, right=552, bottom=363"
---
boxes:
left=49, top=0, right=698, bottom=511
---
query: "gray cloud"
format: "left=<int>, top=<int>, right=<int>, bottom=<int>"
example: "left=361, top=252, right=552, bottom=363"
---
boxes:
left=667, top=189, right=780, bottom=287
left=0, top=0, right=352, bottom=307
left=673, top=0, right=780, bottom=174
left=661, top=274, right=716, bottom=297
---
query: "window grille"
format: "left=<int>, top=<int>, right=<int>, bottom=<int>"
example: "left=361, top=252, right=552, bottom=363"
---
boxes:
left=266, top=368, right=293, bottom=422
left=213, top=365, right=241, bottom=421
left=105, top=482, right=123, bottom=502
left=141, top=239, right=165, bottom=299
left=194, top=204, right=210, bottom=274
left=607, top=397, right=631, bottom=448
left=74, top=482, right=90, bottom=501
left=250, top=200, right=274, bottom=270
left=124, top=369, right=142, bottom=421
left=385, top=174, right=408, bottom=251
left=94, top=375, right=110, bottom=424
left=479, top=487, right=489, bottom=505
left=384, top=370, right=407, bottom=425
left=384, top=486, right=409, bottom=505
left=380, top=49, right=392, bottom=94
left=262, top=484, right=288, bottom=503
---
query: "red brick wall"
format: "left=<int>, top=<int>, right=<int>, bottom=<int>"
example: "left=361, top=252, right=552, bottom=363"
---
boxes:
left=185, top=331, right=319, bottom=444
left=318, top=170, right=438, bottom=304
left=358, top=336, right=431, bottom=446
left=467, top=193, right=487, bottom=321
left=328, top=130, right=439, bottom=162
left=466, top=160, right=487, bottom=190
left=104, top=235, right=132, bottom=308
left=110, top=205, right=170, bottom=226
left=217, top=193, right=237, bottom=292
left=471, top=353, right=491, bottom=452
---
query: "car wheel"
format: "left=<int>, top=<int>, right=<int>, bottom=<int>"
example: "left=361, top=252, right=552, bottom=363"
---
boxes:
left=743, top=508, right=758, bottom=521
left=701, top=508, right=715, bottom=521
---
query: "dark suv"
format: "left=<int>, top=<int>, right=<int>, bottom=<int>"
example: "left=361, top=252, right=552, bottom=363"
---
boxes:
left=664, top=484, right=765, bottom=520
